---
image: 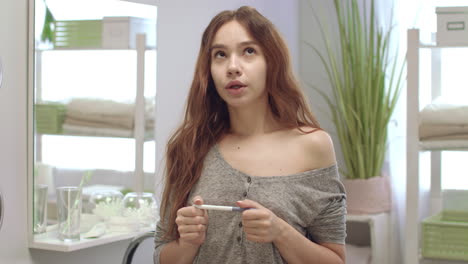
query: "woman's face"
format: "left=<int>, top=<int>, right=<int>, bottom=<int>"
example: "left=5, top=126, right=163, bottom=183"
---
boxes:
left=210, top=20, right=268, bottom=108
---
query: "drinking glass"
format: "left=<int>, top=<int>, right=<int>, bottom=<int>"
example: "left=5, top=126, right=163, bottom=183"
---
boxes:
left=33, top=184, right=48, bottom=234
left=56, top=186, right=82, bottom=241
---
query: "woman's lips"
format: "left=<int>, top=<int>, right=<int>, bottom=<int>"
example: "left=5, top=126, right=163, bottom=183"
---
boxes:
left=226, top=85, right=246, bottom=95
left=225, top=80, right=246, bottom=95
left=225, top=80, right=246, bottom=89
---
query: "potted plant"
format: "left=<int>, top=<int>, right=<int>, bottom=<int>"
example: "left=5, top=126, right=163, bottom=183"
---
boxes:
left=307, top=0, right=404, bottom=214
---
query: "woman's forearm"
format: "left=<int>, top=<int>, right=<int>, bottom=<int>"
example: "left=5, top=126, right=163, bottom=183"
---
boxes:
left=159, top=239, right=200, bottom=264
left=273, top=218, right=345, bottom=264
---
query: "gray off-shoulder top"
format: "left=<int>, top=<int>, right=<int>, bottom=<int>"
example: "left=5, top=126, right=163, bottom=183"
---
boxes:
left=154, top=145, right=346, bottom=264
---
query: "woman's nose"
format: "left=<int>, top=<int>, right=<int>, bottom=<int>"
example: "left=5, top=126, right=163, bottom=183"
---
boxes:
left=227, top=56, right=241, bottom=76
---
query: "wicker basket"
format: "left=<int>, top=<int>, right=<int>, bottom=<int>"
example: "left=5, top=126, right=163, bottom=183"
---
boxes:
left=422, top=211, right=468, bottom=261
left=35, top=103, right=66, bottom=134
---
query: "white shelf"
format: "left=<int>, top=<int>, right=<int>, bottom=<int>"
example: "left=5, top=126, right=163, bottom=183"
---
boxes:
left=37, top=46, right=156, bottom=51
left=346, top=213, right=387, bottom=223
left=30, top=227, right=153, bottom=252
left=419, top=41, right=468, bottom=49
left=345, top=244, right=371, bottom=264
left=406, top=29, right=468, bottom=264
left=37, top=131, right=155, bottom=141
left=347, top=213, right=389, bottom=264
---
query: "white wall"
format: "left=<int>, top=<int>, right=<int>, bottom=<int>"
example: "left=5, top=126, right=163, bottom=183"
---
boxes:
left=298, top=0, right=343, bottom=168
left=0, top=0, right=32, bottom=263
left=154, top=0, right=300, bottom=198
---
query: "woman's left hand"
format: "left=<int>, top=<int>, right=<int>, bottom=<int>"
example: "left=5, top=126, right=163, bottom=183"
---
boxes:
left=236, top=200, right=286, bottom=243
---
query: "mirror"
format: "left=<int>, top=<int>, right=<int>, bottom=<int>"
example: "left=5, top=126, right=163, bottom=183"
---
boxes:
left=30, top=0, right=158, bottom=248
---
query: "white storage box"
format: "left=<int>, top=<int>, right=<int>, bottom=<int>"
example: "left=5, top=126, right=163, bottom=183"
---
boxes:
left=443, top=189, right=468, bottom=212
left=102, top=17, right=156, bottom=49
left=436, top=6, right=468, bottom=45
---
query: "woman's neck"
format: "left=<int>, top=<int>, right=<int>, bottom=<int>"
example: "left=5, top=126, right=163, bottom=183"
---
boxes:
left=227, top=102, right=282, bottom=137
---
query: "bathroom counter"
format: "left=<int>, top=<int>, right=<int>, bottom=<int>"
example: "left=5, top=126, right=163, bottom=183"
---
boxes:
left=30, top=226, right=154, bottom=252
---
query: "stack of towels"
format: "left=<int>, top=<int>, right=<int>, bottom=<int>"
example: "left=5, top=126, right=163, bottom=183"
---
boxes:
left=419, top=96, right=468, bottom=141
left=63, top=98, right=155, bottom=138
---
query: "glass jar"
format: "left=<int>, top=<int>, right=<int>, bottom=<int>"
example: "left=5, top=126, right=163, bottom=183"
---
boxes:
left=89, top=189, right=124, bottom=221
left=89, top=189, right=123, bottom=208
left=122, top=192, right=158, bottom=228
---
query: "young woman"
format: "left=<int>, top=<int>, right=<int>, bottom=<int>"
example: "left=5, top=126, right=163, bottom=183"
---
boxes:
left=154, top=6, right=346, bottom=264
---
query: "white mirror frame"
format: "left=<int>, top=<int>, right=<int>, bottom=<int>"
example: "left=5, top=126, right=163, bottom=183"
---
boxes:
left=0, top=190, right=4, bottom=231
left=27, top=0, right=35, bottom=247
left=0, top=57, right=3, bottom=89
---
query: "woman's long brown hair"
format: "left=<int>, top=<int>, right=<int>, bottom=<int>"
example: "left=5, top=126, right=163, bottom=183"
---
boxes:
left=160, top=6, right=321, bottom=240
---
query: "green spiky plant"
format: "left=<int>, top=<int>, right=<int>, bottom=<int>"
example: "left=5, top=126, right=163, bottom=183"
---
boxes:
left=40, top=1, right=55, bottom=44
left=307, top=0, right=404, bottom=179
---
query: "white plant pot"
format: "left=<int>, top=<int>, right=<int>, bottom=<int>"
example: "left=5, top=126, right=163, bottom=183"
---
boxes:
left=343, top=176, right=391, bottom=215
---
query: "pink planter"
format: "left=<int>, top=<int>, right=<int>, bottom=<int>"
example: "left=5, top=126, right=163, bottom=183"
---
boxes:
left=343, top=176, right=391, bottom=215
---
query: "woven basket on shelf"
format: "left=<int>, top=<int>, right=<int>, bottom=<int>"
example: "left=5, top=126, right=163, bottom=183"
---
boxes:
left=422, top=210, right=468, bottom=261
left=53, top=20, right=103, bottom=49
left=35, top=103, right=66, bottom=134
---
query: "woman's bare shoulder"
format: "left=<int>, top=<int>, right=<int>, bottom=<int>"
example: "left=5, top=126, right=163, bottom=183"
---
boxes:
left=295, top=127, right=337, bottom=168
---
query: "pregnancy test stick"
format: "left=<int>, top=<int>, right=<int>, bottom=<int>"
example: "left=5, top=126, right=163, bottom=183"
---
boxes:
left=193, top=204, right=249, bottom=212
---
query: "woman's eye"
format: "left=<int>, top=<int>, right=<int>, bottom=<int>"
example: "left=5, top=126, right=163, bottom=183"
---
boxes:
left=214, top=51, right=226, bottom=58
left=245, top=47, right=255, bottom=55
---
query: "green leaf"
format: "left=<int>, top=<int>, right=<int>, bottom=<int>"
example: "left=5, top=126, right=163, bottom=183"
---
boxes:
left=40, top=3, right=55, bottom=43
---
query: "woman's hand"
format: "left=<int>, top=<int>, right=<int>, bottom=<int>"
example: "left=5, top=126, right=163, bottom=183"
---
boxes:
left=175, top=196, right=208, bottom=246
left=236, top=200, right=286, bottom=243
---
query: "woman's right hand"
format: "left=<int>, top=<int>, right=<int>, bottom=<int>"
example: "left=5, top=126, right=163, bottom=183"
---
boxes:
left=175, top=196, right=208, bottom=246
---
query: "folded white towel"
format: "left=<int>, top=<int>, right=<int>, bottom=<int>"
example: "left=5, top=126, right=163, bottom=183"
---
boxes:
left=65, top=116, right=132, bottom=130
left=66, top=97, right=156, bottom=128
left=419, top=124, right=468, bottom=139
left=68, top=98, right=136, bottom=117
left=67, top=98, right=134, bottom=128
left=145, top=96, right=155, bottom=122
left=420, top=96, right=468, bottom=125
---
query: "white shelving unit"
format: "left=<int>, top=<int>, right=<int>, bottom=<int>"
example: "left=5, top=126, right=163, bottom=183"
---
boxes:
left=29, top=34, right=155, bottom=251
left=347, top=213, right=389, bottom=264
left=405, top=28, right=468, bottom=264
